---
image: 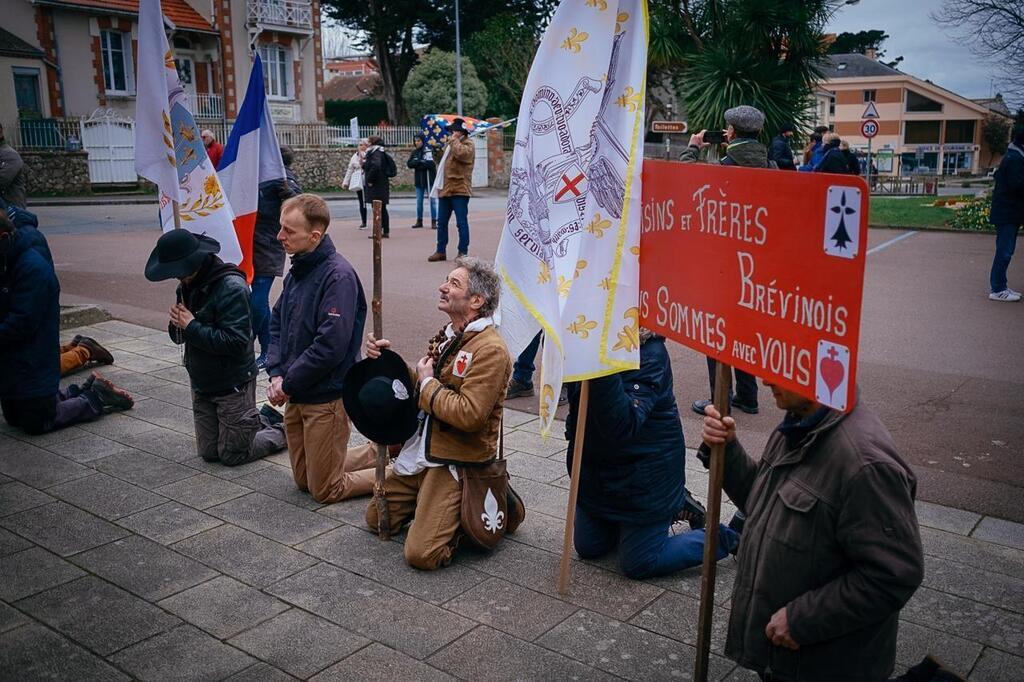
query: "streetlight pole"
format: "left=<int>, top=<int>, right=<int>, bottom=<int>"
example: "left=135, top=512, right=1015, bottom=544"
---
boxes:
left=454, top=0, right=463, bottom=116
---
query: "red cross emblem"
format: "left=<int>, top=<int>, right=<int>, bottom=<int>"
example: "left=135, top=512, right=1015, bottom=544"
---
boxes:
left=553, top=165, right=587, bottom=203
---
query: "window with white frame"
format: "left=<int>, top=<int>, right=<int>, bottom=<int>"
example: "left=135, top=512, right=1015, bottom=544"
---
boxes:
left=100, top=30, right=135, bottom=95
left=259, top=44, right=291, bottom=99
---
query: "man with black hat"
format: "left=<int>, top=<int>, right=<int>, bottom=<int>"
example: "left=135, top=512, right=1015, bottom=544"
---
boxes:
left=361, top=256, right=519, bottom=570
left=769, top=122, right=797, bottom=170
left=681, top=104, right=771, bottom=418
left=145, top=229, right=286, bottom=466
left=1, top=213, right=133, bottom=434
left=268, top=193, right=378, bottom=503
left=428, top=118, right=475, bottom=262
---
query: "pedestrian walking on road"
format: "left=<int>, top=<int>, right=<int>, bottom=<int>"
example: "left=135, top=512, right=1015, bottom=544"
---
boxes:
left=699, top=383, right=923, bottom=681
left=268, top=194, right=377, bottom=503
left=342, top=140, right=368, bottom=229
left=1, top=213, right=133, bottom=434
left=988, top=122, right=1024, bottom=302
left=252, top=145, right=302, bottom=369
left=363, top=135, right=397, bottom=238
left=145, top=229, right=286, bottom=466
left=429, top=118, right=475, bottom=261
left=408, top=133, right=437, bottom=229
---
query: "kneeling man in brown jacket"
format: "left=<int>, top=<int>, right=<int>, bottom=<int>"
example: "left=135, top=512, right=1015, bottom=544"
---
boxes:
left=700, top=383, right=924, bottom=682
left=364, top=257, right=513, bottom=570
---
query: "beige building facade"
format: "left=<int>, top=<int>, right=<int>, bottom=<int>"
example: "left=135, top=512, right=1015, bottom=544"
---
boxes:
left=816, top=53, right=1009, bottom=176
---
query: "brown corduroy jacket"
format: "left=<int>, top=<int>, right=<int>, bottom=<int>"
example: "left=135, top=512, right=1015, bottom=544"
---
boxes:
left=439, top=136, right=475, bottom=198
left=707, top=399, right=923, bottom=682
left=416, top=324, right=510, bottom=466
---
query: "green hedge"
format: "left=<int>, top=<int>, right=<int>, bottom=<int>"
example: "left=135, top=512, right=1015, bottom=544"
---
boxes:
left=325, top=100, right=389, bottom=126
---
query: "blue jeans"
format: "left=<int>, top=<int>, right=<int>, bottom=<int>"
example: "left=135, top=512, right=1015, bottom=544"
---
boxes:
left=513, top=332, right=542, bottom=386
left=415, top=186, right=437, bottom=224
left=250, top=275, right=274, bottom=357
left=990, top=222, right=1021, bottom=292
left=573, top=504, right=737, bottom=579
left=436, top=195, right=470, bottom=255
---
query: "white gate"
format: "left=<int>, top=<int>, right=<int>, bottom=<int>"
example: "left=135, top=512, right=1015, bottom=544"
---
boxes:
left=472, top=137, right=488, bottom=188
left=81, top=109, right=136, bottom=183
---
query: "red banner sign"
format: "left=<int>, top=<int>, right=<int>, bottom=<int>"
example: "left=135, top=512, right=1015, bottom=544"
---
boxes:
left=639, top=161, right=869, bottom=411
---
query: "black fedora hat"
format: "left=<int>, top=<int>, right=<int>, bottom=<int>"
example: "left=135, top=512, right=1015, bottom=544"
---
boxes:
left=449, top=117, right=467, bottom=134
left=145, top=230, right=220, bottom=282
left=343, top=349, right=419, bottom=446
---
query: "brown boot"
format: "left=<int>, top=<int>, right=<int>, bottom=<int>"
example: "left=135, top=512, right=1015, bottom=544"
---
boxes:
left=76, top=336, right=114, bottom=365
left=87, top=371, right=134, bottom=412
left=506, top=481, right=526, bottom=534
left=427, top=252, right=446, bottom=262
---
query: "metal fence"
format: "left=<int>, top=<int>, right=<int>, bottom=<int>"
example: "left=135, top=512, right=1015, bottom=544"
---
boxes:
left=6, top=118, right=84, bottom=150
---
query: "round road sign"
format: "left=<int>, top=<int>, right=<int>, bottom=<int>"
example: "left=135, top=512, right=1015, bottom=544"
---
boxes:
left=861, top=119, right=879, bottom=138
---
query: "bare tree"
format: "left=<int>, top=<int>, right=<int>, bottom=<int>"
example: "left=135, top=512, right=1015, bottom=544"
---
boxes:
left=932, top=0, right=1024, bottom=104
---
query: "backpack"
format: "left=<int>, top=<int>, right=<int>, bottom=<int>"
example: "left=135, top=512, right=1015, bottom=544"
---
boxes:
left=383, top=152, right=398, bottom=179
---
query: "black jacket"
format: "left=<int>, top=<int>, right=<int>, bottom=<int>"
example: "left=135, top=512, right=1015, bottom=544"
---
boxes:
left=268, top=235, right=366, bottom=404
left=990, top=144, right=1024, bottom=226
left=169, top=256, right=257, bottom=395
left=407, top=145, right=436, bottom=189
left=768, top=134, right=797, bottom=170
left=815, top=144, right=850, bottom=174
left=565, top=336, right=686, bottom=524
left=253, top=168, right=301, bottom=278
left=842, top=149, right=862, bottom=175
left=0, top=226, right=60, bottom=400
left=363, top=147, right=395, bottom=204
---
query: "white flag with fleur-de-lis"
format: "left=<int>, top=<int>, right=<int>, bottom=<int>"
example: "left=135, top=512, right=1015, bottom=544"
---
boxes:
left=495, top=0, right=647, bottom=434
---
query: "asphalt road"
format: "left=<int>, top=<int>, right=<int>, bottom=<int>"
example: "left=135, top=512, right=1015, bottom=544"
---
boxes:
left=36, top=193, right=1024, bottom=521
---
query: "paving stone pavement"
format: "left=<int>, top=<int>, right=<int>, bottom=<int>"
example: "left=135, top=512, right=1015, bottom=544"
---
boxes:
left=0, top=320, right=1022, bottom=680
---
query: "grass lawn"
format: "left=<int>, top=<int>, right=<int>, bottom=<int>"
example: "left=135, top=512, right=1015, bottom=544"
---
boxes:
left=868, top=195, right=981, bottom=229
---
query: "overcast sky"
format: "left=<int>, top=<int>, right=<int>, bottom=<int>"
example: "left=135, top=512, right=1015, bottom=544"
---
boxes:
left=827, top=0, right=1001, bottom=100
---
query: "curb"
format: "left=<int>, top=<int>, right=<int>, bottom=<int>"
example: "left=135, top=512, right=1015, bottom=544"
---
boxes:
left=60, top=304, right=110, bottom=329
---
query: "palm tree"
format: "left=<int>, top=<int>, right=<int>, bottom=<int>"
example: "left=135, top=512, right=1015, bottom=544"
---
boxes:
left=649, top=0, right=845, bottom=141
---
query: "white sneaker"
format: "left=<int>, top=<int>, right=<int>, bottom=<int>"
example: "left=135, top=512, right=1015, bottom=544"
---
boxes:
left=989, top=289, right=1022, bottom=302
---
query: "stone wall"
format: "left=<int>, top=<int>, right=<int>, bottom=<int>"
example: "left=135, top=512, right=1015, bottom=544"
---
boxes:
left=290, top=146, right=417, bottom=191
left=22, top=150, right=91, bottom=196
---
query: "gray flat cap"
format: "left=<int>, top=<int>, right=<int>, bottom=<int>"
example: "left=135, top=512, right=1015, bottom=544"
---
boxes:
left=724, top=105, right=765, bottom=132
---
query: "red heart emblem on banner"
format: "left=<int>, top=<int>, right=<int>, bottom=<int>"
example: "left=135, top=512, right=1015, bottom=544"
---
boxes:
left=455, top=357, right=467, bottom=375
left=819, top=351, right=845, bottom=398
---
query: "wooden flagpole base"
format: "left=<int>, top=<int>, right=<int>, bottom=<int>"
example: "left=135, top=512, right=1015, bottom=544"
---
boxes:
left=370, top=199, right=391, bottom=540
left=694, top=361, right=733, bottom=682
left=557, top=380, right=589, bottom=595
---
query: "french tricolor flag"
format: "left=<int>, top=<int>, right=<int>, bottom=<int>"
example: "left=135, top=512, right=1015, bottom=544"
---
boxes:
left=218, top=54, right=286, bottom=282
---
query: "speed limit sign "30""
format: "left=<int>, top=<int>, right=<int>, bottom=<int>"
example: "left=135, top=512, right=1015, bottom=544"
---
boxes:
left=861, top=119, right=879, bottom=138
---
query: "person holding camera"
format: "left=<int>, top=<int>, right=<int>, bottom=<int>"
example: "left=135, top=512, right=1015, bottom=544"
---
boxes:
left=680, top=105, right=771, bottom=417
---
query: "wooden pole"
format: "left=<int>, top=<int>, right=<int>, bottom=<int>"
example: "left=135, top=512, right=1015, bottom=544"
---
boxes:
left=171, top=200, right=182, bottom=229
left=371, top=199, right=391, bottom=540
left=694, top=361, right=733, bottom=682
left=557, top=379, right=589, bottom=594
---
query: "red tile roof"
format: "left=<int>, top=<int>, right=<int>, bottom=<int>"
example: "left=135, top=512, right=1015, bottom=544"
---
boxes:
left=51, top=0, right=215, bottom=33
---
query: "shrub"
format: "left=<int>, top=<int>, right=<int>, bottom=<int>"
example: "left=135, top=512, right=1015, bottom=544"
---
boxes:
left=949, top=195, right=994, bottom=232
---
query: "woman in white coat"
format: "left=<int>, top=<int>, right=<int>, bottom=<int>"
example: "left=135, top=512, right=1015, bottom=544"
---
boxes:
left=342, top=140, right=368, bottom=229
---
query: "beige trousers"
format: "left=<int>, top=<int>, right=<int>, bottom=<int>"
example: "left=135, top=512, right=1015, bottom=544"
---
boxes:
left=366, top=467, right=462, bottom=571
left=283, top=399, right=376, bottom=503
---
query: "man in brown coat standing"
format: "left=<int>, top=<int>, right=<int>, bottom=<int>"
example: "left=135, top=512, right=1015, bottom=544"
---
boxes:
left=428, top=118, right=475, bottom=262
left=700, top=383, right=924, bottom=682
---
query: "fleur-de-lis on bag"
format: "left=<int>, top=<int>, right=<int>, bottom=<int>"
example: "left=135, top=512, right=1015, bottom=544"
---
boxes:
left=481, top=488, right=505, bottom=533
left=561, top=27, right=589, bottom=53
left=567, top=314, right=598, bottom=338
left=616, top=86, right=643, bottom=112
